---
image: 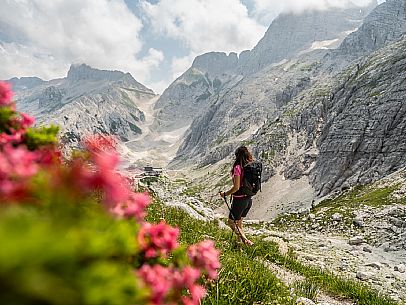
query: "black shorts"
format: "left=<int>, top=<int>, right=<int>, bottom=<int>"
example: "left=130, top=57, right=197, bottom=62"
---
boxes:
left=229, top=196, right=252, bottom=221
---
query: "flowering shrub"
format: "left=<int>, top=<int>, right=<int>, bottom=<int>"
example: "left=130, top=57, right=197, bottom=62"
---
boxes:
left=0, top=81, right=220, bottom=305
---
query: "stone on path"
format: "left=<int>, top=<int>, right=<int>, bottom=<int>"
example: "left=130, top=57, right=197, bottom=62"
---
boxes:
left=356, top=271, right=374, bottom=281
left=296, top=297, right=316, bottom=305
left=349, top=236, right=364, bottom=245
left=362, top=246, right=372, bottom=253
left=365, top=262, right=382, bottom=270
left=394, top=264, right=405, bottom=273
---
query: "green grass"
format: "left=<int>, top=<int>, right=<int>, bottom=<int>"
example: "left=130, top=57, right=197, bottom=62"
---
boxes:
left=317, top=184, right=402, bottom=210
left=146, top=200, right=294, bottom=305
left=293, top=279, right=320, bottom=301
left=145, top=198, right=399, bottom=305
left=180, top=184, right=204, bottom=197
left=273, top=183, right=405, bottom=232
left=266, top=251, right=396, bottom=305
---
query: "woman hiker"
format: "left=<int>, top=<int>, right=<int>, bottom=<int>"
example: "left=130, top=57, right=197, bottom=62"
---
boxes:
left=220, top=146, right=254, bottom=246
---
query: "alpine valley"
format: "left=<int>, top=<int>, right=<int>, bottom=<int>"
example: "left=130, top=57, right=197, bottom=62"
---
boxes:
left=6, top=0, right=406, bottom=303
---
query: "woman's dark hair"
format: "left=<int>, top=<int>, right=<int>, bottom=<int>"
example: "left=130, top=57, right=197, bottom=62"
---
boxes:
left=232, top=146, right=253, bottom=171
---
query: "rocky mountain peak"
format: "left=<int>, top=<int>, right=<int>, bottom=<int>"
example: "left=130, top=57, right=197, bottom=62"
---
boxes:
left=66, top=64, right=154, bottom=94
left=338, top=0, right=406, bottom=56
left=191, top=52, right=239, bottom=76
left=67, top=64, right=125, bottom=82
left=238, top=2, right=377, bottom=74
left=7, top=77, right=45, bottom=92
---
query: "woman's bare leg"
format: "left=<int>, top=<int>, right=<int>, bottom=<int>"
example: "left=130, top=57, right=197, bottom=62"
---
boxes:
left=228, top=218, right=243, bottom=242
left=238, top=218, right=253, bottom=245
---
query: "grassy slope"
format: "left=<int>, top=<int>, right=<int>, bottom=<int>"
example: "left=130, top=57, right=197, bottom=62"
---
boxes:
left=146, top=196, right=398, bottom=305
left=273, top=182, right=406, bottom=233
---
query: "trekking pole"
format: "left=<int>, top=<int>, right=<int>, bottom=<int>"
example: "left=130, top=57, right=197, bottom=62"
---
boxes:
left=220, top=192, right=245, bottom=243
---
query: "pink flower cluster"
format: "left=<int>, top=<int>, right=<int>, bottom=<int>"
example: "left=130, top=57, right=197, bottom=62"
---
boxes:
left=0, top=81, right=36, bottom=146
left=0, top=82, right=54, bottom=201
left=138, top=221, right=180, bottom=259
left=111, top=192, right=151, bottom=222
left=0, top=145, right=40, bottom=201
left=66, top=137, right=221, bottom=305
left=72, top=150, right=130, bottom=205
left=68, top=136, right=151, bottom=221
left=0, top=81, right=13, bottom=106
left=0, top=83, right=221, bottom=305
left=188, top=240, right=221, bottom=280
left=137, top=265, right=206, bottom=305
left=84, top=134, right=117, bottom=153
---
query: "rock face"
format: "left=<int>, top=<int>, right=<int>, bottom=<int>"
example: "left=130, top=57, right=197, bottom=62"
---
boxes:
left=338, top=0, right=406, bottom=57
left=153, top=53, right=241, bottom=132
left=239, top=2, right=377, bottom=74
left=172, top=57, right=319, bottom=168
left=13, top=64, right=155, bottom=146
left=302, top=37, right=406, bottom=196
left=155, top=3, right=377, bottom=135
left=168, top=0, right=406, bottom=203
left=8, top=77, right=45, bottom=91
left=192, top=52, right=239, bottom=76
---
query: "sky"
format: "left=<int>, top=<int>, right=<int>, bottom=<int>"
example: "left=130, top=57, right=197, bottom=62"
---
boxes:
left=0, top=0, right=383, bottom=93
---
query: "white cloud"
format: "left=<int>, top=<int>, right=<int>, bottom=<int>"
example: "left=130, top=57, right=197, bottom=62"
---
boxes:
left=0, top=0, right=164, bottom=91
left=142, top=0, right=267, bottom=56
left=0, top=42, right=69, bottom=80
left=141, top=0, right=267, bottom=88
left=251, top=0, right=379, bottom=25
left=171, top=54, right=197, bottom=80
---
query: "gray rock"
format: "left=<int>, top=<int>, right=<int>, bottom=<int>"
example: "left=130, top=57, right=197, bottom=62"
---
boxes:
left=394, top=264, right=406, bottom=273
left=391, top=226, right=402, bottom=234
left=296, top=297, right=316, bottom=305
left=339, top=0, right=406, bottom=57
left=356, top=271, right=375, bottom=281
left=8, top=76, right=45, bottom=91
left=303, top=254, right=318, bottom=261
left=349, top=236, right=365, bottom=246
left=332, top=213, right=343, bottom=221
left=339, top=261, right=349, bottom=271
left=353, top=218, right=365, bottom=228
left=363, top=246, right=373, bottom=253
left=365, top=262, right=382, bottom=270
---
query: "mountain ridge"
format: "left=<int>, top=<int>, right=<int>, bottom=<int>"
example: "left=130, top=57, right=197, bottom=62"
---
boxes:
left=12, top=64, right=156, bottom=148
left=166, top=0, right=406, bottom=205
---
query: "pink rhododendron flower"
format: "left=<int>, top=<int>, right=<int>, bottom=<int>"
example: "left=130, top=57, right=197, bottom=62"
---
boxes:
left=0, top=145, right=39, bottom=178
left=93, top=151, right=119, bottom=171
left=0, top=132, right=23, bottom=145
left=188, top=240, right=221, bottom=280
left=138, top=265, right=206, bottom=305
left=138, top=221, right=180, bottom=259
left=0, top=81, right=13, bottom=105
left=72, top=150, right=129, bottom=206
left=37, top=149, right=62, bottom=166
left=0, top=145, right=41, bottom=201
left=83, top=135, right=117, bottom=153
left=172, top=266, right=201, bottom=289
left=138, top=265, right=172, bottom=304
left=19, top=113, right=35, bottom=129
left=181, top=284, right=206, bottom=305
left=121, top=192, right=151, bottom=221
left=90, top=151, right=131, bottom=205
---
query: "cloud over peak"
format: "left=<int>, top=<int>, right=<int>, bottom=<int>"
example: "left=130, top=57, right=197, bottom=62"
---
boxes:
left=0, top=0, right=162, bottom=87
left=252, top=0, right=379, bottom=25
